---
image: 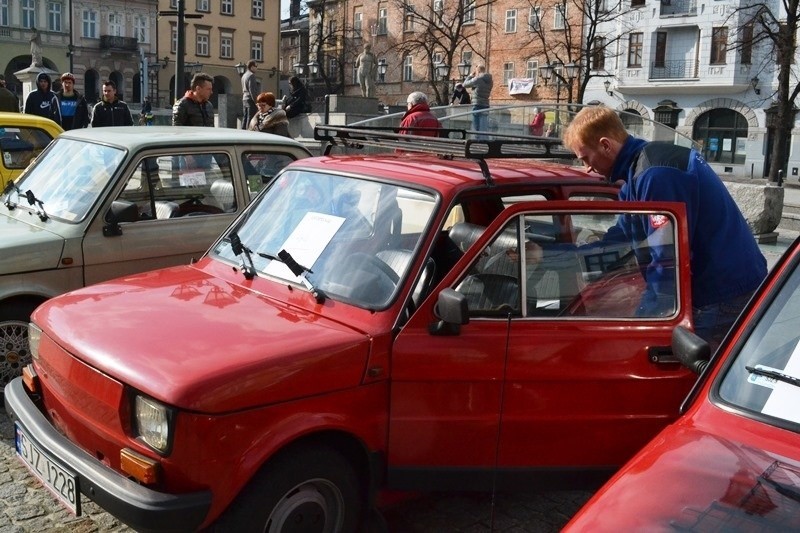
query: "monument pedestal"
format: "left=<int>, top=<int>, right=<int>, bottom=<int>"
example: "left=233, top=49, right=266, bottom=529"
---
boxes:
left=14, top=65, right=60, bottom=108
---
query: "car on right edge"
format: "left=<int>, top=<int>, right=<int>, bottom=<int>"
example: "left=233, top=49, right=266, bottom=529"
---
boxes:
left=565, top=237, right=800, bottom=531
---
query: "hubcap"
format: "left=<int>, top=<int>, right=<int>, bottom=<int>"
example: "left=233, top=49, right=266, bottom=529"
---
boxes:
left=1, top=320, right=30, bottom=387
left=266, top=479, right=344, bottom=533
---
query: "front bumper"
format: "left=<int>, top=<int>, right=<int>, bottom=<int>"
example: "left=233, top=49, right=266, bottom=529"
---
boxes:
left=4, top=377, right=212, bottom=533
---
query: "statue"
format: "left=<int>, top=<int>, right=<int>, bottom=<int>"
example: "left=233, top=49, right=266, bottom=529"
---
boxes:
left=29, top=28, right=43, bottom=67
left=355, top=43, right=377, bottom=98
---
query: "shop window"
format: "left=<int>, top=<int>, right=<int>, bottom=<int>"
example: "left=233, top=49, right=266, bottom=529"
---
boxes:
left=693, top=109, right=747, bottom=165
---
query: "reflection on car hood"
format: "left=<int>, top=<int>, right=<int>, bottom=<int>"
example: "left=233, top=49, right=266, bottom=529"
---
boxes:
left=33, top=264, right=371, bottom=413
left=0, top=212, right=64, bottom=274
left=566, top=422, right=800, bottom=530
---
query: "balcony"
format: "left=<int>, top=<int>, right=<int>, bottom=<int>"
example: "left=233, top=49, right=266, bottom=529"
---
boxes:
left=660, top=0, right=697, bottom=16
left=100, top=35, right=138, bottom=51
left=650, top=59, right=698, bottom=79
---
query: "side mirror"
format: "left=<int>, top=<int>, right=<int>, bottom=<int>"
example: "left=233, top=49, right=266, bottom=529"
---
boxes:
left=429, top=288, right=469, bottom=336
left=103, top=200, right=139, bottom=236
left=672, top=326, right=710, bottom=374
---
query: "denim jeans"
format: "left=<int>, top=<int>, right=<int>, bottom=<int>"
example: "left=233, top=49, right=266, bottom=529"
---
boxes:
left=472, top=104, right=489, bottom=138
left=242, top=100, right=256, bottom=129
left=692, top=291, right=755, bottom=353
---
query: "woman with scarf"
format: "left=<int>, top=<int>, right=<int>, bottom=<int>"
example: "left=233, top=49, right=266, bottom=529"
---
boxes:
left=248, top=92, right=291, bottom=137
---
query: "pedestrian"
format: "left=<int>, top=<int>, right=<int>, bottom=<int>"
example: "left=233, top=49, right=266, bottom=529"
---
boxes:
left=91, top=80, right=133, bottom=127
left=0, top=75, right=19, bottom=112
left=248, top=92, right=291, bottom=137
left=140, top=97, right=153, bottom=125
left=283, top=76, right=308, bottom=120
left=24, top=72, right=61, bottom=124
left=450, top=83, right=471, bottom=106
left=172, top=73, right=215, bottom=127
left=563, top=106, right=767, bottom=350
left=529, top=107, right=545, bottom=136
left=544, top=123, right=556, bottom=137
left=462, top=65, right=493, bottom=136
left=241, top=60, right=259, bottom=129
left=56, top=72, right=90, bottom=130
left=399, top=92, right=442, bottom=137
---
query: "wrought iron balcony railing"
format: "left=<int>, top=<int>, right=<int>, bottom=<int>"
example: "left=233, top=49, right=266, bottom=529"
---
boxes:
left=650, top=59, right=698, bottom=79
left=660, top=0, right=697, bottom=16
left=100, top=35, right=138, bottom=51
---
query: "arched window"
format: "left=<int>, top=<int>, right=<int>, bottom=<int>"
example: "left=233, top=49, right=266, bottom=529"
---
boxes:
left=693, top=109, right=748, bottom=164
left=620, top=109, right=644, bottom=138
left=84, top=69, right=99, bottom=104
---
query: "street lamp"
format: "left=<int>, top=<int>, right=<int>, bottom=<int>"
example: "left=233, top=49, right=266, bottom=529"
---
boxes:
left=457, top=60, right=471, bottom=78
left=186, top=62, right=203, bottom=75
left=157, top=0, right=203, bottom=101
left=377, top=58, right=387, bottom=83
left=234, top=62, right=247, bottom=77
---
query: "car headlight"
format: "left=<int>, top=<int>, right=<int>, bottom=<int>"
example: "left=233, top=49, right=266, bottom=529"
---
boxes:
left=28, top=323, right=42, bottom=361
left=134, top=395, right=174, bottom=454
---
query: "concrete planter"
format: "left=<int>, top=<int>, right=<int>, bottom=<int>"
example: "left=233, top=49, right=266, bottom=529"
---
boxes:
left=723, top=179, right=784, bottom=242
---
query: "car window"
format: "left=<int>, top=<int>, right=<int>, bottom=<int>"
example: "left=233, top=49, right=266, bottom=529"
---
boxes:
left=117, top=153, right=235, bottom=220
left=718, top=264, right=800, bottom=427
left=0, top=126, right=55, bottom=169
left=242, top=152, right=299, bottom=198
left=454, top=209, right=678, bottom=319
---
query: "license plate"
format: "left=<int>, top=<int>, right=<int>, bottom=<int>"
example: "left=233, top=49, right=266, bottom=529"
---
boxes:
left=15, top=424, right=81, bottom=515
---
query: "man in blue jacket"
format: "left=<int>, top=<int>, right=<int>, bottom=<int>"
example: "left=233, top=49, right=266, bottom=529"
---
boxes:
left=563, top=106, right=766, bottom=350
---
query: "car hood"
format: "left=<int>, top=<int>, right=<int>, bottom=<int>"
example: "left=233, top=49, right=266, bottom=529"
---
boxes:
left=565, top=420, right=800, bottom=531
left=33, top=265, right=371, bottom=413
left=0, top=211, right=64, bottom=274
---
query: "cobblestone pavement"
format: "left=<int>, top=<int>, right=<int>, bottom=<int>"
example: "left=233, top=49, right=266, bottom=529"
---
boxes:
left=0, top=411, right=591, bottom=532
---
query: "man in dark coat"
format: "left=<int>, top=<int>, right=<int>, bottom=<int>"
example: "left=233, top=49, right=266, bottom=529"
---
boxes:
left=0, top=75, right=19, bottom=112
left=283, top=76, right=308, bottom=119
left=172, top=73, right=215, bottom=127
left=56, top=72, right=90, bottom=130
left=24, top=72, right=61, bottom=124
left=91, top=80, right=133, bottom=127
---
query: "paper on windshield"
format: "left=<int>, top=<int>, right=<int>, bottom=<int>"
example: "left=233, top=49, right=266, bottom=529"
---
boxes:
left=761, top=340, right=800, bottom=423
left=264, top=211, right=345, bottom=282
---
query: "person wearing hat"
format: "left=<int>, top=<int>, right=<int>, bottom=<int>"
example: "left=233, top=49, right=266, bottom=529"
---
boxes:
left=0, top=75, right=19, bottom=112
left=56, top=73, right=90, bottom=130
left=450, top=83, right=471, bottom=106
left=24, top=72, right=61, bottom=124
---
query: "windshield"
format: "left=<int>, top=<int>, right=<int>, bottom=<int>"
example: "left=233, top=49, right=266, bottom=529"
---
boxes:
left=211, top=169, right=438, bottom=310
left=2, top=137, right=125, bottom=222
left=717, top=261, right=800, bottom=428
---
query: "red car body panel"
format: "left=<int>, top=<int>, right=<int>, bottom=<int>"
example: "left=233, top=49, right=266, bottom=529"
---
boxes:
left=566, top=239, right=800, bottom=532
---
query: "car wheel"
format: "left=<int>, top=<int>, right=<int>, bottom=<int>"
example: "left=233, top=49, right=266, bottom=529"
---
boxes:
left=213, top=445, right=364, bottom=533
left=0, top=301, right=40, bottom=388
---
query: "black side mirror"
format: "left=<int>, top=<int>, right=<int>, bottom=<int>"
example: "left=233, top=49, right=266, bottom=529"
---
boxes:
left=103, top=200, right=139, bottom=236
left=429, top=288, right=469, bottom=336
left=672, top=326, right=710, bottom=374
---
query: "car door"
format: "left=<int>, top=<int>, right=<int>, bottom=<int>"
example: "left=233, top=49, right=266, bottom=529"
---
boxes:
left=388, top=200, right=694, bottom=490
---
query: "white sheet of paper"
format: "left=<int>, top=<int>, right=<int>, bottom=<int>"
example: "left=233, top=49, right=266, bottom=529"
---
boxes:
left=264, top=211, right=345, bottom=282
left=761, top=339, right=800, bottom=423
left=179, top=171, right=207, bottom=186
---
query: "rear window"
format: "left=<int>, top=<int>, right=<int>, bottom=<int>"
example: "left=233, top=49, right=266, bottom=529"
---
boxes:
left=0, top=126, right=55, bottom=169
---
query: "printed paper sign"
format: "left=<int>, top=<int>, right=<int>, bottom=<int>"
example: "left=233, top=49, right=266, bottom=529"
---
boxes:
left=264, top=212, right=345, bottom=282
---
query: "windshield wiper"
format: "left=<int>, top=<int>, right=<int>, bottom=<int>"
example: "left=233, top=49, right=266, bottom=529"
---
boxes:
left=257, top=249, right=326, bottom=304
left=759, top=474, right=800, bottom=504
left=746, top=365, right=800, bottom=389
left=229, top=232, right=257, bottom=280
left=24, top=190, right=48, bottom=221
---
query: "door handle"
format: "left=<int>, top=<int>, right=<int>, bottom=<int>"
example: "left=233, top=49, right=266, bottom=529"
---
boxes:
left=649, top=346, right=679, bottom=364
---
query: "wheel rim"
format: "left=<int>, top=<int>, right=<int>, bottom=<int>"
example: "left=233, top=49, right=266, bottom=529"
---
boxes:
left=265, top=478, right=345, bottom=533
left=0, top=320, right=30, bottom=388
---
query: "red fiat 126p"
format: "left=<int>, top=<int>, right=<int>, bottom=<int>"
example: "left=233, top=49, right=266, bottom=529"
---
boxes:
left=7, top=121, right=699, bottom=532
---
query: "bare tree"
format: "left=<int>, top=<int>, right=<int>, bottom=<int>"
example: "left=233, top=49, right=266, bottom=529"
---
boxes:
left=306, top=0, right=349, bottom=96
left=732, top=0, right=799, bottom=182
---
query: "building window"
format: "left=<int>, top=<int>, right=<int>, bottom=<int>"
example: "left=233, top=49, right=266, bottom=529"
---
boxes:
left=0, top=0, right=8, bottom=26
left=591, top=37, right=605, bottom=70
left=693, top=108, right=747, bottom=165
left=462, top=50, right=472, bottom=71
left=252, top=0, right=263, bottom=19
left=134, top=14, right=148, bottom=42
left=503, top=62, right=514, bottom=85
left=47, top=1, right=61, bottom=31
left=197, top=0, right=209, bottom=11
left=505, top=9, right=516, bottom=33
left=403, top=55, right=413, bottom=81
left=553, top=2, right=566, bottom=30
left=630, top=0, right=644, bottom=6
left=82, top=9, right=97, bottom=38
left=170, top=0, right=177, bottom=8
left=220, top=33, right=232, bottom=58
left=251, top=36, right=263, bottom=61
left=628, top=32, right=643, bottom=67
left=171, top=25, right=177, bottom=52
left=526, top=59, right=538, bottom=82
left=740, top=23, right=753, bottom=64
left=404, top=3, right=414, bottom=31
left=710, top=27, right=727, bottom=64
left=354, top=11, right=362, bottom=35
left=220, top=0, right=233, bottom=15
left=463, top=0, right=475, bottom=23
left=108, top=12, right=122, bottom=36
left=377, top=7, right=387, bottom=34
left=654, top=32, right=666, bottom=67
left=196, top=29, right=209, bottom=56
left=528, top=7, right=540, bottom=31
left=433, top=0, right=443, bottom=20
left=22, top=0, right=35, bottom=28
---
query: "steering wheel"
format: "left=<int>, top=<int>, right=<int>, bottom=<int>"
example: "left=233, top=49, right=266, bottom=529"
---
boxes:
left=351, top=252, right=399, bottom=284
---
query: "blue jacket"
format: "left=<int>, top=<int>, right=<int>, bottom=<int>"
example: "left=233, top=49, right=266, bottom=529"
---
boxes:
left=609, top=136, right=766, bottom=309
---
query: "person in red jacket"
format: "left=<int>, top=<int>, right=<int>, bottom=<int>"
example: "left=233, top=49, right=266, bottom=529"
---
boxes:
left=399, top=92, right=442, bottom=137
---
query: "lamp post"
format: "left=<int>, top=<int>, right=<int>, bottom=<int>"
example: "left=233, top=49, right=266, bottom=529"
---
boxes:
left=157, top=0, right=203, bottom=102
left=434, top=60, right=471, bottom=104
left=539, top=61, right=579, bottom=132
left=234, top=62, right=246, bottom=77
left=377, top=58, right=387, bottom=83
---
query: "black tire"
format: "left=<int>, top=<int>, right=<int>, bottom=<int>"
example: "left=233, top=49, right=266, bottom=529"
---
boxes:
left=0, top=300, right=41, bottom=388
left=212, top=445, right=364, bottom=533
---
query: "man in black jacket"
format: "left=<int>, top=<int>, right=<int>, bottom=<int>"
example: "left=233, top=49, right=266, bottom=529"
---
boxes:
left=172, top=73, right=214, bottom=127
left=91, top=80, right=133, bottom=127
left=56, top=72, right=90, bottom=130
left=24, top=72, right=61, bottom=124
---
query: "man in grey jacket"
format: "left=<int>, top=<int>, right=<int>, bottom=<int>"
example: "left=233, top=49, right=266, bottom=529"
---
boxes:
left=240, top=60, right=259, bottom=129
left=462, top=65, right=493, bottom=137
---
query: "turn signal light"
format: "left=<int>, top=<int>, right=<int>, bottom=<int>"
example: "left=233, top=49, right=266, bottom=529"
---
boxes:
left=120, top=448, right=160, bottom=485
left=22, top=365, right=40, bottom=394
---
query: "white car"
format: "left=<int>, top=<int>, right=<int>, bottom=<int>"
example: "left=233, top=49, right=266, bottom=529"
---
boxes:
left=0, top=126, right=311, bottom=387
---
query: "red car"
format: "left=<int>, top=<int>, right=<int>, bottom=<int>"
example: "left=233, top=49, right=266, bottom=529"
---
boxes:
left=565, top=238, right=800, bottom=531
left=7, top=126, right=698, bottom=531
